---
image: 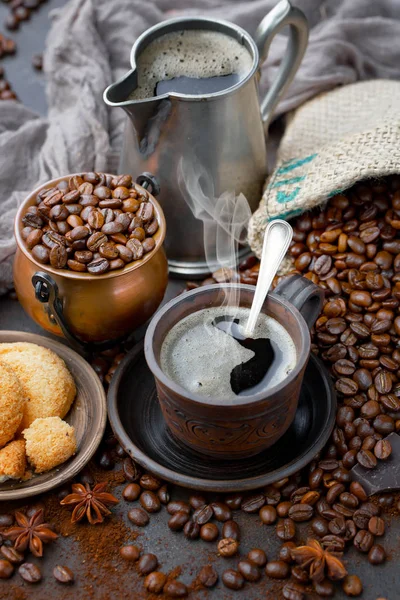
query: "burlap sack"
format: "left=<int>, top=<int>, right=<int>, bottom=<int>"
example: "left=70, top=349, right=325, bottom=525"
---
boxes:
left=248, top=80, right=400, bottom=260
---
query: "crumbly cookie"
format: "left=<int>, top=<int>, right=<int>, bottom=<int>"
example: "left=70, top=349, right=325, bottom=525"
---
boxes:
left=0, top=342, right=76, bottom=429
left=0, top=439, right=27, bottom=482
left=23, top=417, right=77, bottom=473
left=0, top=359, right=26, bottom=447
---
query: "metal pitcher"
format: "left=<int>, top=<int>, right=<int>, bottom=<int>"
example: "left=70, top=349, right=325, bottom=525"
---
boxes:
left=104, top=0, right=308, bottom=278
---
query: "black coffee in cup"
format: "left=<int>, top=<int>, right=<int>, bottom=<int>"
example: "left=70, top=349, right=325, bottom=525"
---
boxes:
left=129, top=30, right=253, bottom=100
left=160, top=307, right=297, bottom=399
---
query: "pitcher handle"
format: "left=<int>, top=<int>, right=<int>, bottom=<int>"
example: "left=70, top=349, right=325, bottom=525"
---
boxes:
left=254, top=0, right=309, bottom=130
left=274, top=274, right=324, bottom=329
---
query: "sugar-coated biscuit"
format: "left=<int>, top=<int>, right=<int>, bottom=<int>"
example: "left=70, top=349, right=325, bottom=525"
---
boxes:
left=0, top=342, right=76, bottom=429
left=0, top=359, right=26, bottom=447
left=23, top=417, right=77, bottom=473
left=0, top=439, right=27, bottom=481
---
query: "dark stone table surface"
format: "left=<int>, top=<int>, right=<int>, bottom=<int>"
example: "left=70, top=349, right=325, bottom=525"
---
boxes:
left=0, top=2, right=399, bottom=598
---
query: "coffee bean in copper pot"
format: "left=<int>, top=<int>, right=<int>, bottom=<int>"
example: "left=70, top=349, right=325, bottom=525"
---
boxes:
left=138, top=554, right=158, bottom=575
left=32, top=244, right=49, bottom=264
left=87, top=258, right=110, bottom=274
left=222, top=569, right=244, bottom=590
left=0, top=559, right=14, bottom=579
left=198, top=565, right=218, bottom=588
left=144, top=571, right=167, bottom=594
left=53, top=565, right=74, bottom=584
left=19, top=562, right=42, bottom=583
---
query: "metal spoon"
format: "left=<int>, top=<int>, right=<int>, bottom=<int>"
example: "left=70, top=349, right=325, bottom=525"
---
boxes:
left=244, top=219, right=293, bottom=336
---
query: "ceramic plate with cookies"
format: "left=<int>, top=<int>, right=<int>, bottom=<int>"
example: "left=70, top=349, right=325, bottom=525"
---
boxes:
left=0, top=331, right=106, bottom=500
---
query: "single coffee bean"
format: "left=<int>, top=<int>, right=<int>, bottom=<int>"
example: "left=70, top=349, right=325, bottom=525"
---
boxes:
left=288, top=503, right=313, bottom=522
left=157, top=485, right=170, bottom=505
left=221, top=569, right=244, bottom=590
left=87, top=231, right=108, bottom=251
left=321, top=535, right=345, bottom=553
left=311, top=517, right=329, bottom=537
left=87, top=258, right=110, bottom=274
left=276, top=518, right=296, bottom=540
left=342, top=574, right=363, bottom=596
left=0, top=514, right=13, bottom=527
left=314, top=579, right=335, bottom=597
left=328, top=516, right=346, bottom=536
left=225, top=493, right=243, bottom=510
left=357, top=449, right=377, bottom=469
left=373, top=414, right=395, bottom=434
left=241, top=493, right=265, bottom=513
left=200, top=523, right=219, bottom=542
left=354, top=529, right=374, bottom=552
left=210, top=502, right=231, bottom=522
left=0, top=547, right=24, bottom=564
left=53, top=565, right=74, bottom=584
left=140, top=491, right=161, bottom=513
left=183, top=520, right=200, bottom=540
left=247, top=548, right=267, bottom=567
left=374, top=439, right=392, bottom=459
left=0, top=559, right=13, bottom=579
left=127, top=508, right=149, bottom=527
left=368, top=516, right=385, bottom=536
left=19, top=563, right=42, bottom=583
left=265, top=560, right=290, bottom=579
left=277, top=501, right=292, bottom=517
left=167, top=501, right=190, bottom=515
left=198, top=565, right=218, bottom=588
left=144, top=571, right=167, bottom=593
left=99, top=242, right=118, bottom=259
left=126, top=237, right=144, bottom=259
left=140, top=474, right=161, bottom=491
left=138, top=554, right=158, bottom=575
left=368, top=544, right=386, bottom=565
left=218, top=538, right=239, bottom=557
left=237, top=559, right=261, bottom=582
left=291, top=566, right=309, bottom=583
left=350, top=482, right=368, bottom=501
left=189, top=494, right=206, bottom=510
left=259, top=505, right=277, bottom=524
left=50, top=244, right=67, bottom=268
left=163, top=580, right=188, bottom=597
left=279, top=542, right=296, bottom=563
left=326, top=483, right=345, bottom=505
left=222, top=520, right=240, bottom=540
left=123, top=458, right=141, bottom=482
left=168, top=511, right=189, bottom=531
left=74, top=250, right=93, bottom=264
left=119, top=545, right=140, bottom=561
left=193, top=504, right=213, bottom=525
left=32, top=244, right=50, bottom=264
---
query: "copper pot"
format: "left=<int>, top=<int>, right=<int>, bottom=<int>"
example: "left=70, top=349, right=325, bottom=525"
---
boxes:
left=14, top=173, right=168, bottom=351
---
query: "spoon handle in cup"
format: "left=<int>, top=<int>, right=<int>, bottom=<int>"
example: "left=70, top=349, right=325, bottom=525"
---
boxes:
left=244, top=219, right=293, bottom=336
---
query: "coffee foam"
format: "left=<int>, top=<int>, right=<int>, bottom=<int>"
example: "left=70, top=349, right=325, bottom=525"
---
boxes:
left=129, top=30, right=253, bottom=100
left=160, top=307, right=297, bottom=400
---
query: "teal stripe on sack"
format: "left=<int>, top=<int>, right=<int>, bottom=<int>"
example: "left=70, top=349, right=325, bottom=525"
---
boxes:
left=270, top=176, right=305, bottom=189
left=276, top=153, right=317, bottom=175
left=276, top=187, right=301, bottom=204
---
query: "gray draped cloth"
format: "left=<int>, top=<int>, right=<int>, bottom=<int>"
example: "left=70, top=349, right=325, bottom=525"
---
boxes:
left=1, top=0, right=400, bottom=294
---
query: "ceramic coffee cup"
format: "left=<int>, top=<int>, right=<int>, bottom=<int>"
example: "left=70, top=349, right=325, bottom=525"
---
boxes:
left=145, top=275, right=324, bottom=459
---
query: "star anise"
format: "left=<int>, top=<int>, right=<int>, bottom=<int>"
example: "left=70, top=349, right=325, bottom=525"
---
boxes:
left=291, top=539, right=347, bottom=583
left=4, top=510, right=58, bottom=558
left=60, top=482, right=119, bottom=525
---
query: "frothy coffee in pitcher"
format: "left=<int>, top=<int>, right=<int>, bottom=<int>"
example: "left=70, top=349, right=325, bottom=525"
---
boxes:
left=160, top=307, right=297, bottom=400
left=129, top=30, right=253, bottom=100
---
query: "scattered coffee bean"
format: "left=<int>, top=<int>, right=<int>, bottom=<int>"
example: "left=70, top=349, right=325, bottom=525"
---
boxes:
left=157, top=485, right=170, bottom=504
left=283, top=582, right=305, bottom=600
left=368, top=516, right=385, bottom=536
left=183, top=520, right=200, bottom=540
left=189, top=494, right=206, bottom=510
left=222, top=520, right=240, bottom=540
left=53, top=565, right=74, bottom=584
left=221, top=569, right=244, bottom=590
left=218, top=538, right=239, bottom=557
left=119, top=545, right=140, bottom=561
left=163, top=579, right=188, bottom=597
left=140, top=491, right=161, bottom=513
left=123, top=483, right=141, bottom=502
left=144, top=571, right=167, bottom=593
left=168, top=511, right=189, bottom=531
left=265, top=560, right=290, bottom=579
left=137, top=553, right=158, bottom=575
left=0, top=546, right=24, bottom=564
left=0, top=559, right=13, bottom=579
left=259, top=505, right=277, bottom=524
left=342, top=574, right=363, bottom=596
left=193, top=504, right=213, bottom=525
left=200, top=523, right=219, bottom=542
left=241, top=493, right=265, bottom=513
left=127, top=508, right=149, bottom=527
left=276, top=518, right=296, bottom=541
left=368, top=544, right=386, bottom=565
left=237, top=559, right=261, bottom=582
left=19, top=562, right=42, bottom=583
left=167, top=501, right=190, bottom=515
left=198, top=565, right=218, bottom=588
left=247, top=548, right=267, bottom=567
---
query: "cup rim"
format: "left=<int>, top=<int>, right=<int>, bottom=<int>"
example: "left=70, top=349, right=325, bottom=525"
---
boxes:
left=144, top=283, right=311, bottom=407
left=14, top=173, right=167, bottom=281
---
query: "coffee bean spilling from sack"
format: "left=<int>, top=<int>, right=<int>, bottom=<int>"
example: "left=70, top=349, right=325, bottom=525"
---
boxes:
left=21, top=173, right=159, bottom=275
left=286, top=176, right=400, bottom=470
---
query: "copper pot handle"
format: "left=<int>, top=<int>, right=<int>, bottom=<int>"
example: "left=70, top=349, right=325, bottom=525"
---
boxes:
left=31, top=272, right=131, bottom=357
